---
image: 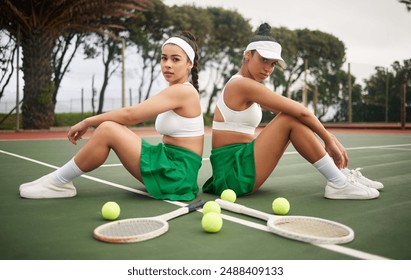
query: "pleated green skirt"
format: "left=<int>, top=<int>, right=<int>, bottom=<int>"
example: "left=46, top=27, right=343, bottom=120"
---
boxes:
left=202, top=141, right=256, bottom=197
left=140, top=140, right=202, bottom=201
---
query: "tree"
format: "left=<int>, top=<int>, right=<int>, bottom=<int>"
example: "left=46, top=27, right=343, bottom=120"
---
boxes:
left=202, top=7, right=252, bottom=115
left=0, top=29, right=16, bottom=101
left=270, top=26, right=298, bottom=95
left=388, top=59, right=411, bottom=122
left=329, top=70, right=364, bottom=122
left=399, top=0, right=411, bottom=11
left=363, top=67, right=390, bottom=121
left=0, top=0, right=149, bottom=129
left=128, top=0, right=174, bottom=103
left=51, top=33, right=85, bottom=105
left=83, top=29, right=124, bottom=114
left=269, top=28, right=346, bottom=120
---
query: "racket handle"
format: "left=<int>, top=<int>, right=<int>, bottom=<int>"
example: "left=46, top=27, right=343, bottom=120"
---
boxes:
left=160, top=200, right=205, bottom=221
left=187, top=200, right=205, bottom=212
left=216, top=199, right=270, bottom=221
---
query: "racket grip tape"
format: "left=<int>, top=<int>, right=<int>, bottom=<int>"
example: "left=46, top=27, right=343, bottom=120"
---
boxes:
left=187, top=200, right=205, bottom=212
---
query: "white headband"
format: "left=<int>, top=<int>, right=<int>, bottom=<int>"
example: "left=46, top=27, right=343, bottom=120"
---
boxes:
left=162, top=37, right=195, bottom=64
left=245, top=41, right=287, bottom=69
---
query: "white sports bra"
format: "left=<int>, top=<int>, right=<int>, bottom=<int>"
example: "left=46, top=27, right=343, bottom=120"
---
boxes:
left=212, top=75, right=262, bottom=135
left=155, top=83, right=204, bottom=137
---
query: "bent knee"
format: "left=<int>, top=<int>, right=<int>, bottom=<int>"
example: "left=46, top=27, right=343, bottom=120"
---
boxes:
left=268, top=113, right=309, bottom=132
left=95, top=121, right=124, bottom=134
left=272, top=112, right=299, bottom=125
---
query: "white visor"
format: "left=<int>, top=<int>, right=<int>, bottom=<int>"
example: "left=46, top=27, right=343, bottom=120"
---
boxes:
left=245, top=41, right=287, bottom=69
left=162, top=37, right=195, bottom=64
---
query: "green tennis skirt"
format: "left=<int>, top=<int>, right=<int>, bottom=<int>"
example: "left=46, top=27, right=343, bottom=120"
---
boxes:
left=202, top=141, right=256, bottom=197
left=140, top=140, right=202, bottom=201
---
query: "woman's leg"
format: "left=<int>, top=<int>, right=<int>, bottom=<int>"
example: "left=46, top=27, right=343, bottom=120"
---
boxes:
left=74, top=121, right=143, bottom=181
left=253, top=113, right=328, bottom=190
left=20, top=121, right=143, bottom=198
left=252, top=113, right=379, bottom=199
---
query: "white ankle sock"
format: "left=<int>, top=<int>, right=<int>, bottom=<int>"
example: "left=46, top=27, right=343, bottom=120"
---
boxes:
left=52, top=158, right=84, bottom=184
left=313, top=154, right=347, bottom=187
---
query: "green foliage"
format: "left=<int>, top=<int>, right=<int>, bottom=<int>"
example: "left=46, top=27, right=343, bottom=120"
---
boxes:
left=0, top=113, right=21, bottom=130
left=270, top=27, right=347, bottom=120
left=36, top=82, right=56, bottom=106
left=54, top=112, right=93, bottom=127
left=0, top=0, right=148, bottom=129
left=363, top=59, right=411, bottom=122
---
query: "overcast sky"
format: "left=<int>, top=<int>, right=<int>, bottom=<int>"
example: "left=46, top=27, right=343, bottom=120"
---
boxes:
left=165, top=0, right=411, bottom=67
left=1, top=0, right=410, bottom=113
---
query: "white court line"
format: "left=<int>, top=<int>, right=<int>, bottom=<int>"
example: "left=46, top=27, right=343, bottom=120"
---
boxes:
left=0, top=148, right=390, bottom=260
left=374, top=147, right=411, bottom=151
left=346, top=143, right=411, bottom=151
left=100, top=163, right=123, bottom=167
left=278, top=143, right=411, bottom=156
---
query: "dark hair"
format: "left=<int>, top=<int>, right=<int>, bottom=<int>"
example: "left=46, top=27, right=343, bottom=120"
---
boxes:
left=249, top=23, right=276, bottom=43
left=175, top=31, right=200, bottom=93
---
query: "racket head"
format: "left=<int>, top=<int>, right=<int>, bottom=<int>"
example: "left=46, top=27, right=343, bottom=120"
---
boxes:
left=267, top=215, right=354, bottom=244
left=93, top=217, right=168, bottom=243
left=93, top=200, right=205, bottom=243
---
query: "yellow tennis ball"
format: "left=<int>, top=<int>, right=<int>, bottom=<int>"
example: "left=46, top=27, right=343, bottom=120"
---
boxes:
left=272, top=197, right=290, bottom=215
left=202, top=201, right=221, bottom=215
left=101, top=201, right=121, bottom=220
left=221, top=189, right=237, bottom=203
left=201, top=212, right=223, bottom=233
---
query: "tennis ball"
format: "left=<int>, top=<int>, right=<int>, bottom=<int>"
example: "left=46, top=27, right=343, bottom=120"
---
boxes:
left=221, top=189, right=237, bottom=203
left=272, top=197, right=290, bottom=215
left=201, top=212, right=223, bottom=233
left=202, top=201, right=221, bottom=215
left=101, top=201, right=121, bottom=220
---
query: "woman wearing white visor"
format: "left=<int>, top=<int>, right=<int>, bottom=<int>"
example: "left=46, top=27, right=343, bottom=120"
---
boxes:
left=203, top=23, right=383, bottom=199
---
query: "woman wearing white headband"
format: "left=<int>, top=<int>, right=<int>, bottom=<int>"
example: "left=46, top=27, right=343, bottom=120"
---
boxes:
left=20, top=31, right=204, bottom=201
left=203, top=23, right=383, bottom=199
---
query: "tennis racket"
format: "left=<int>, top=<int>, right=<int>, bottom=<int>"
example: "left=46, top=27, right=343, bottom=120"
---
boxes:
left=93, top=200, right=204, bottom=243
left=216, top=199, right=354, bottom=244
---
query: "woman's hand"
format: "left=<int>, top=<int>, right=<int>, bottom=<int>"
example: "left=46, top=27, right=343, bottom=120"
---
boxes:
left=325, top=133, right=348, bottom=169
left=67, top=120, right=89, bottom=145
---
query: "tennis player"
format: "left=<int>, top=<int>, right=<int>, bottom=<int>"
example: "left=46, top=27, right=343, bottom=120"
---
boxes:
left=20, top=31, right=204, bottom=201
left=203, top=23, right=383, bottom=200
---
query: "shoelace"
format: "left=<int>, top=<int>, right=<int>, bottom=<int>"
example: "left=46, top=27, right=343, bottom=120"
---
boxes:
left=349, top=168, right=364, bottom=178
left=346, top=173, right=358, bottom=184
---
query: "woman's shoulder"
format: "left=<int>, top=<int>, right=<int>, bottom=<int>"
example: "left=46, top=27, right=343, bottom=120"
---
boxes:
left=168, top=82, right=196, bottom=91
left=225, top=75, right=259, bottom=92
left=167, top=83, right=200, bottom=106
left=164, top=82, right=196, bottom=96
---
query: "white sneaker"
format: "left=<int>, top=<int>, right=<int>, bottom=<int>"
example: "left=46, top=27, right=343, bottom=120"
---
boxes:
left=324, top=175, right=380, bottom=200
left=19, top=174, right=77, bottom=199
left=341, top=168, right=384, bottom=190
left=19, top=175, right=49, bottom=191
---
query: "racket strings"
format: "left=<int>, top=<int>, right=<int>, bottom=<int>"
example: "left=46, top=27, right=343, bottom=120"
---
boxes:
left=273, top=218, right=350, bottom=238
left=98, top=219, right=165, bottom=237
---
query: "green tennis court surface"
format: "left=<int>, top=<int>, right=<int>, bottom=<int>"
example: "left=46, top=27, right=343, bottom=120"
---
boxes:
left=0, top=130, right=410, bottom=261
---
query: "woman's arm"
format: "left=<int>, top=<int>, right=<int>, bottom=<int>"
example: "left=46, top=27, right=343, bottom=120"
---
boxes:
left=230, top=78, right=348, bottom=167
left=67, top=84, right=196, bottom=144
